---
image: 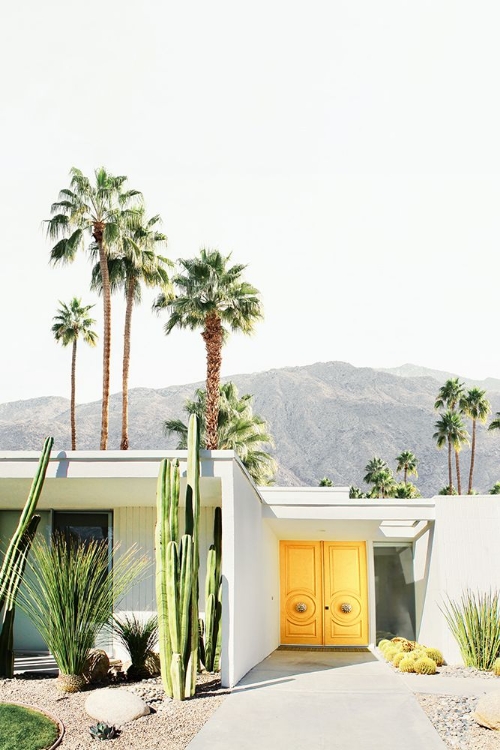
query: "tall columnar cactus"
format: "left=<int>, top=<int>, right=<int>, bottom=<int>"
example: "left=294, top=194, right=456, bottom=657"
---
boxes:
left=0, top=436, right=54, bottom=677
left=155, top=415, right=200, bottom=700
left=204, top=506, right=222, bottom=672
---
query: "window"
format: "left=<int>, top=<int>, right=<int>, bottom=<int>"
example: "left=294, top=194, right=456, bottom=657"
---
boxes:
left=374, top=544, right=416, bottom=641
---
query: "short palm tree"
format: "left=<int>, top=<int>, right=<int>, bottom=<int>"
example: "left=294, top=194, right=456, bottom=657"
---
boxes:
left=363, top=457, right=389, bottom=486
left=52, top=298, right=98, bottom=449
left=393, top=482, right=421, bottom=499
left=434, top=378, right=465, bottom=411
left=459, top=387, right=491, bottom=494
left=92, top=210, right=171, bottom=450
left=155, top=249, right=262, bottom=449
left=395, top=450, right=418, bottom=484
left=489, top=482, right=500, bottom=495
left=319, top=477, right=333, bottom=487
left=46, top=167, right=142, bottom=449
left=433, top=410, right=469, bottom=494
left=349, top=486, right=366, bottom=499
left=369, top=469, right=396, bottom=499
left=164, top=382, right=276, bottom=485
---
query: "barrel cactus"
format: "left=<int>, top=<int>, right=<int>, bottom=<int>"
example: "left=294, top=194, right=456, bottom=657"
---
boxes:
left=414, top=656, right=437, bottom=675
left=399, top=656, right=416, bottom=673
left=392, top=652, right=406, bottom=668
left=424, top=647, right=444, bottom=666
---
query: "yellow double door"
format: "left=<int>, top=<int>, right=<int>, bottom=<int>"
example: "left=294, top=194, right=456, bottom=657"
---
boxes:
left=280, top=541, right=368, bottom=646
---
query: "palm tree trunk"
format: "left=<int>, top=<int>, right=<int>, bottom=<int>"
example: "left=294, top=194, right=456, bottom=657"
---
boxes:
left=71, top=339, right=77, bottom=450
left=448, top=439, right=453, bottom=493
left=121, top=278, right=135, bottom=450
left=404, top=467, right=408, bottom=484
left=202, top=313, right=223, bottom=450
left=93, top=226, right=111, bottom=450
left=468, top=419, right=476, bottom=494
left=455, top=449, right=462, bottom=495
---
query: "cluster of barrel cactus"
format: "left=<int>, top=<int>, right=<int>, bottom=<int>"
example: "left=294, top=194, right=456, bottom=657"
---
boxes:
left=378, top=637, right=444, bottom=675
left=0, top=437, right=53, bottom=678
left=155, top=415, right=201, bottom=700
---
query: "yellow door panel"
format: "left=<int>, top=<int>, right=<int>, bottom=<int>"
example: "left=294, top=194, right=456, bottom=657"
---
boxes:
left=323, top=542, right=368, bottom=646
left=280, top=541, right=323, bottom=645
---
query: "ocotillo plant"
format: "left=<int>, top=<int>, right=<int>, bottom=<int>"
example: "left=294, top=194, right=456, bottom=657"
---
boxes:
left=0, top=436, right=54, bottom=677
left=155, top=415, right=200, bottom=699
left=203, top=506, right=222, bottom=672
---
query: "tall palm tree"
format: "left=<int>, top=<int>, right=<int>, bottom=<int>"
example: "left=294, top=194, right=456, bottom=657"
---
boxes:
left=393, top=482, right=421, bottom=499
left=164, top=382, right=276, bottom=485
left=434, top=378, right=465, bottom=493
left=52, top=298, right=98, bottom=449
left=433, top=410, right=469, bottom=494
left=395, top=450, right=418, bottom=484
left=46, top=167, right=142, bottom=449
left=459, top=387, right=491, bottom=493
left=155, top=249, right=263, bottom=449
left=363, top=457, right=389, bottom=486
left=92, top=210, right=171, bottom=450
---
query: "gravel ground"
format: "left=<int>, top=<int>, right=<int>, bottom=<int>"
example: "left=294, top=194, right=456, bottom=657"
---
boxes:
left=0, top=672, right=228, bottom=749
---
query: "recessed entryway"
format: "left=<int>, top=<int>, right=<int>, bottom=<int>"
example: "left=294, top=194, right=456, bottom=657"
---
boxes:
left=280, top=541, right=368, bottom=646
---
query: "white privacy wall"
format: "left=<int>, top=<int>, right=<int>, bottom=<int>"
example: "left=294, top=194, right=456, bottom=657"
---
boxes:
left=221, top=464, right=279, bottom=688
left=419, top=496, right=500, bottom=664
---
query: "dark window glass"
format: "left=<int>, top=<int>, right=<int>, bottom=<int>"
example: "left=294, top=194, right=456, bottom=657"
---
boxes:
left=374, top=545, right=416, bottom=642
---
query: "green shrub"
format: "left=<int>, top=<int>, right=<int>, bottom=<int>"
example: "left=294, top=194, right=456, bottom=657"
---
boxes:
left=414, top=656, right=437, bottom=675
left=440, top=589, right=500, bottom=670
left=112, top=613, right=158, bottom=681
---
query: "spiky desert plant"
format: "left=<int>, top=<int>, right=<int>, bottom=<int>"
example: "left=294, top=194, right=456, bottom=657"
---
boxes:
left=424, top=647, right=444, bottom=666
left=414, top=657, right=437, bottom=675
left=392, top=652, right=406, bottom=668
left=112, top=613, right=158, bottom=680
left=400, top=640, right=416, bottom=652
left=399, top=657, right=416, bottom=673
left=441, top=589, right=500, bottom=670
left=0, top=436, right=54, bottom=678
left=19, top=536, right=148, bottom=692
left=378, top=639, right=391, bottom=649
left=203, top=507, right=222, bottom=672
left=492, top=658, right=500, bottom=676
left=384, top=645, right=400, bottom=661
left=155, top=414, right=201, bottom=700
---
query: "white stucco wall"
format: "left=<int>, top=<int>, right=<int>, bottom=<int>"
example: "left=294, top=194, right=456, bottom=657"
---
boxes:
left=419, top=496, right=500, bottom=664
left=221, top=463, right=279, bottom=688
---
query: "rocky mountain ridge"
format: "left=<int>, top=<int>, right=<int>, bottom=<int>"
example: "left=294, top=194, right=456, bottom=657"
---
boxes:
left=2, top=361, right=500, bottom=496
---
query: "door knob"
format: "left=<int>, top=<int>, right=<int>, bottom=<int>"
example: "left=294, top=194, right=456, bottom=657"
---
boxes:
left=324, top=606, right=329, bottom=610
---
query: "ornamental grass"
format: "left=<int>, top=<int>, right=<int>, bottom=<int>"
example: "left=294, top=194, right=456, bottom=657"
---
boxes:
left=18, top=534, right=149, bottom=682
left=440, top=589, right=500, bottom=671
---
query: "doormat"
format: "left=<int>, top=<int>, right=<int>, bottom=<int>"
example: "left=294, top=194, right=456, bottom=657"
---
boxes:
left=277, top=646, right=370, bottom=652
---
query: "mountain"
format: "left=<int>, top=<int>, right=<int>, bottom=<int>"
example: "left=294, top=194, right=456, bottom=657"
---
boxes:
left=378, top=363, right=500, bottom=393
left=1, top=361, right=500, bottom=496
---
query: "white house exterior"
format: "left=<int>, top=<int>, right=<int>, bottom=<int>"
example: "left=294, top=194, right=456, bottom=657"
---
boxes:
left=1, top=447, right=499, bottom=687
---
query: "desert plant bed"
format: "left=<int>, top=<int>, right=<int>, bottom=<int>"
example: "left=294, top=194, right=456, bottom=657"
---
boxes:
left=0, top=702, right=60, bottom=750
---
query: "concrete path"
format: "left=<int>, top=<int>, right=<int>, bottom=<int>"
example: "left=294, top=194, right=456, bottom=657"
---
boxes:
left=188, top=650, right=447, bottom=749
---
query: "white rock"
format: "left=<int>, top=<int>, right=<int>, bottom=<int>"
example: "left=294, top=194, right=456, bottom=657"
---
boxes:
left=85, top=688, right=150, bottom=726
left=472, top=691, right=500, bottom=730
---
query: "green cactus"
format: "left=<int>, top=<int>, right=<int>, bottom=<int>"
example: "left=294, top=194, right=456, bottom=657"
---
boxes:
left=398, top=656, right=416, bottom=673
left=392, top=652, right=406, bottom=668
left=414, top=656, right=437, bottom=675
left=424, top=647, right=444, bottom=666
left=0, top=437, right=53, bottom=678
left=203, top=506, right=222, bottom=672
left=155, top=416, right=200, bottom=700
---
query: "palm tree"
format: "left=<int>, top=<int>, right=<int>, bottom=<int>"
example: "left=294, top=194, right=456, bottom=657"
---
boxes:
left=395, top=450, right=418, bottom=484
left=349, top=486, right=366, bottom=499
left=459, top=387, right=491, bottom=493
left=393, top=482, right=421, bottom=499
left=46, top=167, right=142, bottom=449
left=488, top=412, right=500, bottom=431
left=52, top=299, right=98, bottom=449
left=164, top=382, right=276, bottom=485
left=92, top=210, right=171, bottom=450
left=155, top=249, right=262, bottom=449
left=363, top=457, right=389, bottom=486
left=489, top=482, right=500, bottom=495
left=434, top=378, right=466, bottom=493
left=433, top=410, right=469, bottom=494
left=369, top=469, right=396, bottom=499
left=319, top=477, right=333, bottom=487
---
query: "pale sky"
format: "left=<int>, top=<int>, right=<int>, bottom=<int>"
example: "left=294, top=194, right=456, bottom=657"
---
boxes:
left=1, top=1, right=500, bottom=405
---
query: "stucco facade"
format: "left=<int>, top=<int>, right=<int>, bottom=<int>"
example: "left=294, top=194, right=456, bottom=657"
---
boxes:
left=1, top=448, right=499, bottom=686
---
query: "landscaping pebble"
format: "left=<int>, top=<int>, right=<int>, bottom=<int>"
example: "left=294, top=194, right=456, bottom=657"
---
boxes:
left=0, top=673, right=228, bottom=749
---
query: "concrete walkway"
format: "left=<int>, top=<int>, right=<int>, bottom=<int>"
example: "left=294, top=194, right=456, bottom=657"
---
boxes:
left=188, top=650, right=447, bottom=749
